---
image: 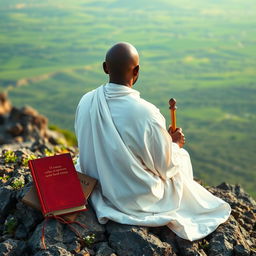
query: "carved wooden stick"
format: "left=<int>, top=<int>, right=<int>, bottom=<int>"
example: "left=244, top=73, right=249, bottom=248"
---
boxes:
left=169, top=98, right=177, bottom=133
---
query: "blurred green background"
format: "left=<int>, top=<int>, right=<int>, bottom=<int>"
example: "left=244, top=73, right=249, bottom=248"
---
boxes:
left=0, top=0, right=255, bottom=196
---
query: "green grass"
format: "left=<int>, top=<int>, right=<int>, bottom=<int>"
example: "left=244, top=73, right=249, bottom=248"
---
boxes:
left=0, top=0, right=255, bottom=197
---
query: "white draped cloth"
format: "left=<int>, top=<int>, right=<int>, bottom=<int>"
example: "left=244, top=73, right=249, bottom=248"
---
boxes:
left=75, top=83, right=231, bottom=241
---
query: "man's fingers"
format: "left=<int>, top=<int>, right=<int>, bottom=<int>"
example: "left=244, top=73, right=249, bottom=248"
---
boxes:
left=180, top=136, right=186, bottom=145
left=170, top=126, right=186, bottom=147
left=174, top=129, right=183, bottom=136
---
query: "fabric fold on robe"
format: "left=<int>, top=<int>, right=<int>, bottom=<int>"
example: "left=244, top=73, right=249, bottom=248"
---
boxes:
left=75, top=83, right=231, bottom=241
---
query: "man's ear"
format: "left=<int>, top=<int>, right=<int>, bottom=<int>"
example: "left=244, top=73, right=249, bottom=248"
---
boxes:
left=133, top=65, right=139, bottom=76
left=103, top=62, right=109, bottom=74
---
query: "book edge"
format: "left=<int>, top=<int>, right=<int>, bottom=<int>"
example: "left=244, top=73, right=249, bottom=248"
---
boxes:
left=29, top=159, right=48, bottom=215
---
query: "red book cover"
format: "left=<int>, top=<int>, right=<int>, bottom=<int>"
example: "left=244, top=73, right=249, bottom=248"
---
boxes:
left=28, top=153, right=86, bottom=216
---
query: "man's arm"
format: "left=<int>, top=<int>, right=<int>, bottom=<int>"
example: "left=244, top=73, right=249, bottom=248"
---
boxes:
left=142, top=120, right=186, bottom=180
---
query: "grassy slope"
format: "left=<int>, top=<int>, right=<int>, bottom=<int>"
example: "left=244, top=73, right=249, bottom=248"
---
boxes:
left=0, top=0, right=255, bottom=196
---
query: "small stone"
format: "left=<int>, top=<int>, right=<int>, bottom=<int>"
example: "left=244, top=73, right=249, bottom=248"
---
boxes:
left=0, top=186, right=16, bottom=223
left=175, top=236, right=200, bottom=256
left=237, top=218, right=245, bottom=226
left=76, top=247, right=94, bottom=256
left=244, top=210, right=255, bottom=219
left=0, top=92, right=12, bottom=115
left=151, top=226, right=178, bottom=254
left=7, top=123, right=23, bottom=136
left=1, top=167, right=13, bottom=175
left=0, top=239, right=26, bottom=256
left=234, top=244, right=250, bottom=256
left=33, top=250, right=53, bottom=256
left=15, top=223, right=29, bottom=239
left=246, top=239, right=253, bottom=247
left=232, top=210, right=241, bottom=219
left=94, top=242, right=116, bottom=256
left=66, top=240, right=81, bottom=253
left=208, top=235, right=233, bottom=256
left=251, top=231, right=256, bottom=238
left=217, top=182, right=232, bottom=191
left=21, top=105, right=38, bottom=117
left=198, top=249, right=208, bottom=256
left=33, top=245, right=73, bottom=256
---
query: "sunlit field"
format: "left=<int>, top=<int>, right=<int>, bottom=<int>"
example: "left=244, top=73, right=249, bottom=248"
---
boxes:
left=0, top=0, right=255, bottom=196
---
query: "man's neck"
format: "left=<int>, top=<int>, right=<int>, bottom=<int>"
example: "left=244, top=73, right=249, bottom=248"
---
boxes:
left=109, top=78, right=132, bottom=88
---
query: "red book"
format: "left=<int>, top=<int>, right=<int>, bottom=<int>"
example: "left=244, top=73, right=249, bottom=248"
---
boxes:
left=28, top=153, right=86, bottom=217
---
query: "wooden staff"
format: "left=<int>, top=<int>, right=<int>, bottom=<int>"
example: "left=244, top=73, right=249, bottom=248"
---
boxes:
left=169, top=98, right=177, bottom=133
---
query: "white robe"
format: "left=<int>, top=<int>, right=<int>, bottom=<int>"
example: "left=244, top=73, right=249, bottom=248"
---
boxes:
left=75, top=83, right=231, bottom=241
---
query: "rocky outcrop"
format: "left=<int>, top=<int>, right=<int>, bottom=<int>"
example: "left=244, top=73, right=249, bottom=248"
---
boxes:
left=0, top=144, right=255, bottom=256
left=0, top=92, right=12, bottom=116
left=0, top=92, right=66, bottom=145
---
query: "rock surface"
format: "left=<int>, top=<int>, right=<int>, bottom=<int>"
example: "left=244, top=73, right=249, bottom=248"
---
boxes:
left=0, top=99, right=255, bottom=255
left=0, top=92, right=66, bottom=145
left=0, top=143, right=255, bottom=256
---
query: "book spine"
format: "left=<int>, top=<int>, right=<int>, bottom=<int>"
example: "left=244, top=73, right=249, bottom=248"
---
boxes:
left=29, top=160, right=47, bottom=215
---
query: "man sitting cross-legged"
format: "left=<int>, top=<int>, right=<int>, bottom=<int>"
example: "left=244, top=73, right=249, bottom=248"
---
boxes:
left=74, top=42, right=231, bottom=241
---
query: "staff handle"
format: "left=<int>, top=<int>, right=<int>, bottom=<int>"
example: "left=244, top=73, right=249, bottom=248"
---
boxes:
left=169, top=98, right=177, bottom=133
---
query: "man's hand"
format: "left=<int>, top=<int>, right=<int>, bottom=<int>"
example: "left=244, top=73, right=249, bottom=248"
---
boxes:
left=168, top=127, right=186, bottom=148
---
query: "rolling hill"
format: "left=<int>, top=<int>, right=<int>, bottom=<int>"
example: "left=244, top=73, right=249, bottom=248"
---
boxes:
left=0, top=0, right=255, bottom=196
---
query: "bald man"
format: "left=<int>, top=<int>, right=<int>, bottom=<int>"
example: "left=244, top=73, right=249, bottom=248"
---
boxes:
left=75, top=42, right=230, bottom=241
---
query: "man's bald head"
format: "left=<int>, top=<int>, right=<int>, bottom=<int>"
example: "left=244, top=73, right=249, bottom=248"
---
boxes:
left=103, top=42, right=140, bottom=87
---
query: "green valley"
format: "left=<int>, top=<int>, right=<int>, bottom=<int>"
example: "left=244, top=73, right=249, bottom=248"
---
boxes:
left=0, top=0, right=255, bottom=196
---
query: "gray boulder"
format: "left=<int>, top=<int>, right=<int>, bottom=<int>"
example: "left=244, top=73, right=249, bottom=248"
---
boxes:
left=106, top=222, right=172, bottom=256
left=0, top=186, right=16, bottom=223
left=208, top=216, right=251, bottom=256
left=28, top=219, right=67, bottom=253
left=94, top=242, right=117, bottom=256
